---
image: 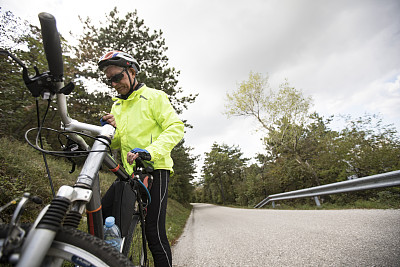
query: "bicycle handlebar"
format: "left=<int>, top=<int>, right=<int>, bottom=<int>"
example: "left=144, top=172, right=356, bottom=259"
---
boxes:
left=37, top=12, right=113, bottom=149
left=3, top=13, right=116, bottom=155
left=38, top=13, right=63, bottom=81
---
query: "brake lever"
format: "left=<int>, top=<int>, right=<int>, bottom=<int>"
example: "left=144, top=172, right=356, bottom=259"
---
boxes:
left=1, top=49, right=75, bottom=98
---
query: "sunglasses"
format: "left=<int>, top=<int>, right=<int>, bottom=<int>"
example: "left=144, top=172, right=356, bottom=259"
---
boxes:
left=106, top=69, right=125, bottom=85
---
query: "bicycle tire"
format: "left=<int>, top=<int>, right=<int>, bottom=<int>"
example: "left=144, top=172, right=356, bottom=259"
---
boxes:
left=0, top=224, right=134, bottom=267
left=122, top=214, right=148, bottom=266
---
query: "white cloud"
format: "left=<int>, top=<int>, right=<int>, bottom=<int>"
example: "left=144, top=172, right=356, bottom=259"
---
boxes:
left=364, top=74, right=400, bottom=122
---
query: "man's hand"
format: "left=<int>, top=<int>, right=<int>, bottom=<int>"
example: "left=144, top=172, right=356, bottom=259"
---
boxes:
left=127, top=148, right=151, bottom=165
left=101, top=113, right=117, bottom=127
left=127, top=151, right=139, bottom=165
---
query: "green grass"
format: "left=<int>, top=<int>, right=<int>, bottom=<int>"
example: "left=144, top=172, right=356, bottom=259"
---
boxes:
left=166, top=199, right=192, bottom=245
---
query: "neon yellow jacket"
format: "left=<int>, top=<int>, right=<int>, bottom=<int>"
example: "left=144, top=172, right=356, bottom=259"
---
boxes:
left=110, top=84, right=184, bottom=174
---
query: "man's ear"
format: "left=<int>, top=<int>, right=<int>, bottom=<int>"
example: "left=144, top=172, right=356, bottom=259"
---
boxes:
left=129, top=68, right=136, bottom=77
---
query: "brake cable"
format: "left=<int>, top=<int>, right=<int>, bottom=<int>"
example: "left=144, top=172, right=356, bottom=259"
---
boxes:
left=35, top=98, right=56, bottom=197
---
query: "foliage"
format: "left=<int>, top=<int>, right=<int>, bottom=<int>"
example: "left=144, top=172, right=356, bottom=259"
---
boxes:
left=225, top=72, right=271, bottom=129
left=199, top=143, right=249, bottom=205
left=0, top=9, right=45, bottom=139
left=338, top=114, right=400, bottom=177
left=225, top=72, right=312, bottom=132
left=73, top=7, right=197, bottom=116
left=255, top=112, right=399, bottom=206
left=170, top=139, right=198, bottom=203
left=199, top=111, right=400, bottom=208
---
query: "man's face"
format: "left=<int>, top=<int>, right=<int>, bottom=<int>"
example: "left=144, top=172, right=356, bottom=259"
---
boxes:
left=104, top=65, right=134, bottom=95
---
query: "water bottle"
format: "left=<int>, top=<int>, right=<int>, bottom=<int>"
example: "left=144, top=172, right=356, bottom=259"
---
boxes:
left=103, top=216, right=122, bottom=252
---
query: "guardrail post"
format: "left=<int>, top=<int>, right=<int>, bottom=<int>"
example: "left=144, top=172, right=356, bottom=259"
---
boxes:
left=314, top=196, right=321, bottom=207
left=272, top=201, right=275, bottom=208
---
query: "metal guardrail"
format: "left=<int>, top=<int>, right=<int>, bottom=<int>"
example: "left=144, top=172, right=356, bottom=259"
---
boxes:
left=254, top=170, right=400, bottom=208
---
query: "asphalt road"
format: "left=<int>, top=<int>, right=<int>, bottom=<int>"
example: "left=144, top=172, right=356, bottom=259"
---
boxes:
left=172, top=203, right=400, bottom=267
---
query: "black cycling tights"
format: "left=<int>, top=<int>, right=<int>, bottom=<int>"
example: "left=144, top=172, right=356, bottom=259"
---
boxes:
left=146, top=169, right=172, bottom=267
left=101, top=169, right=172, bottom=267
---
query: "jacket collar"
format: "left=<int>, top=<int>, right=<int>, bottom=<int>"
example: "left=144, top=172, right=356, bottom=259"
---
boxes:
left=112, top=84, right=146, bottom=102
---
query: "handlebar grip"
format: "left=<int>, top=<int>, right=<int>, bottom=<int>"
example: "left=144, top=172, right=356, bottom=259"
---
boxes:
left=138, top=152, right=151, bottom=161
left=38, top=12, right=63, bottom=81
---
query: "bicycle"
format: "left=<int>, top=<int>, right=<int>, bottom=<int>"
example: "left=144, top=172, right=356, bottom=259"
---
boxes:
left=0, top=12, right=151, bottom=267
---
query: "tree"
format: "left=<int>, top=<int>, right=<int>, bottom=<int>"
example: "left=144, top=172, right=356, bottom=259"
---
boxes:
left=226, top=72, right=321, bottom=187
left=201, top=143, right=248, bottom=205
left=226, top=73, right=313, bottom=164
left=338, top=114, right=400, bottom=177
left=225, top=71, right=400, bottom=206
left=73, top=7, right=197, bottom=116
left=226, top=72, right=312, bottom=133
left=170, top=139, right=198, bottom=203
left=225, top=72, right=271, bottom=130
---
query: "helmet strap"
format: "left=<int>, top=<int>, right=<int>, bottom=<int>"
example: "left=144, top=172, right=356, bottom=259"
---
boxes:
left=126, top=68, right=139, bottom=91
left=120, top=68, right=139, bottom=99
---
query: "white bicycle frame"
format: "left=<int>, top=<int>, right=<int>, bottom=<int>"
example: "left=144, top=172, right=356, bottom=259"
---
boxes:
left=17, top=83, right=116, bottom=267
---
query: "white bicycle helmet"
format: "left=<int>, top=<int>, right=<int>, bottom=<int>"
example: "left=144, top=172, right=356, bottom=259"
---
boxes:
left=98, top=51, right=140, bottom=73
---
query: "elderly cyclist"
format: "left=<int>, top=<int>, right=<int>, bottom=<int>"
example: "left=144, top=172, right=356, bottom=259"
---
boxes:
left=98, top=51, right=184, bottom=267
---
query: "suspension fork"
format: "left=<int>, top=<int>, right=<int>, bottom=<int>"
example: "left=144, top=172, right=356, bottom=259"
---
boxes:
left=17, top=186, right=92, bottom=267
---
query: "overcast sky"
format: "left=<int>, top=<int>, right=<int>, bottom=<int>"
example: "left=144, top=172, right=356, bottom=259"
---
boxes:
left=2, top=0, right=400, bottom=175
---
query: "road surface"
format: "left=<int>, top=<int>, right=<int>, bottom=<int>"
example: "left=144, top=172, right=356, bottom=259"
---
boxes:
left=172, top=203, right=400, bottom=266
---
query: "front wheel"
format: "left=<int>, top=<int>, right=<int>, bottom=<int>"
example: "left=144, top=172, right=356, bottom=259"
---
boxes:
left=122, top=214, right=148, bottom=266
left=0, top=224, right=134, bottom=267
